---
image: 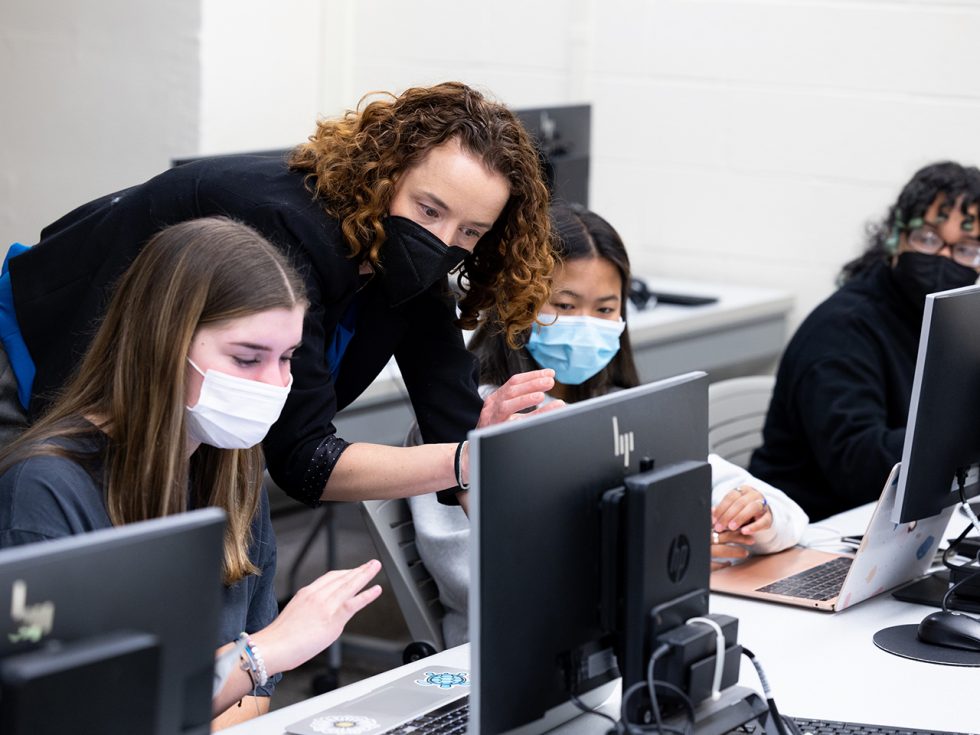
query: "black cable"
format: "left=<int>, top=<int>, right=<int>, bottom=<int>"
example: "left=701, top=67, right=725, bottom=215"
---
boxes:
left=620, top=681, right=689, bottom=735
left=646, top=649, right=695, bottom=735
left=645, top=644, right=671, bottom=735
left=943, top=522, right=975, bottom=571
left=942, top=564, right=980, bottom=612
left=940, top=478, right=980, bottom=612
left=569, top=690, right=623, bottom=735
left=741, top=647, right=791, bottom=735
left=619, top=642, right=696, bottom=735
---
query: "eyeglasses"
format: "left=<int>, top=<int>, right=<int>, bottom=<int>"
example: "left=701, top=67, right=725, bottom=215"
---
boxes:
left=907, top=224, right=980, bottom=269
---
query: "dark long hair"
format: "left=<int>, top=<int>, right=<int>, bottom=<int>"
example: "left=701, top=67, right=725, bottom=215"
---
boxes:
left=839, top=161, right=980, bottom=283
left=469, top=202, right=640, bottom=403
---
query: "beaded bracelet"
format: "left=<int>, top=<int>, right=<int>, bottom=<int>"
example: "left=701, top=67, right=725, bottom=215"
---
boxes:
left=454, top=440, right=470, bottom=491
left=238, top=632, right=269, bottom=688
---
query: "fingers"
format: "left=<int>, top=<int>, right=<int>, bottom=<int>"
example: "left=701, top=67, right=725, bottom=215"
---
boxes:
left=520, top=399, right=566, bottom=418
left=712, top=530, right=755, bottom=547
left=307, top=559, right=382, bottom=604
left=739, top=513, right=773, bottom=535
left=711, top=489, right=740, bottom=527
left=342, top=583, right=383, bottom=619
left=477, top=370, right=556, bottom=427
left=712, top=485, right=771, bottom=533
left=497, top=368, right=556, bottom=388
left=710, top=542, right=750, bottom=561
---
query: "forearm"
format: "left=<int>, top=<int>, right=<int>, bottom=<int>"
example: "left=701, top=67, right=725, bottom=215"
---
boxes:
left=212, top=642, right=272, bottom=716
left=322, top=442, right=460, bottom=502
left=212, top=695, right=270, bottom=730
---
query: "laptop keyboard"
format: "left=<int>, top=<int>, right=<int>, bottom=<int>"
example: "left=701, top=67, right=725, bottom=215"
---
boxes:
left=755, top=556, right=853, bottom=601
left=382, top=696, right=468, bottom=735
left=379, top=701, right=973, bottom=735
left=788, top=716, right=970, bottom=735
left=729, top=717, right=970, bottom=734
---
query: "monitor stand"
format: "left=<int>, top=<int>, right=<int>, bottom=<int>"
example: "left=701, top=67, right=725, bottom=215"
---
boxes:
left=892, top=570, right=980, bottom=614
left=653, top=685, right=771, bottom=735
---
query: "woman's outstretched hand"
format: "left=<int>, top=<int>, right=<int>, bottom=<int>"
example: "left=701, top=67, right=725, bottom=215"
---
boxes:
left=477, top=369, right=564, bottom=428
left=250, top=559, right=382, bottom=677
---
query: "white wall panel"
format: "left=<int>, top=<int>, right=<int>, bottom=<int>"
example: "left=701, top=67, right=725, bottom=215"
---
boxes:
left=0, top=0, right=199, bottom=250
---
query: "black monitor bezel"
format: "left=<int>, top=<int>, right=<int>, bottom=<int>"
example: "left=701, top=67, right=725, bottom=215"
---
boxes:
left=894, top=284, right=980, bottom=523
left=470, top=372, right=709, bottom=735
left=0, top=508, right=226, bottom=734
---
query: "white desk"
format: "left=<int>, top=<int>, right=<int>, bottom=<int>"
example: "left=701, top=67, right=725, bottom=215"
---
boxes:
left=230, top=504, right=977, bottom=734
left=711, top=506, right=976, bottom=733
left=332, top=278, right=793, bottom=447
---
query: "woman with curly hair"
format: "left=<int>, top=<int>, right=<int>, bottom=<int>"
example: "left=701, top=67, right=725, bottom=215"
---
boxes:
left=0, top=82, right=555, bottom=511
left=750, top=161, right=980, bottom=520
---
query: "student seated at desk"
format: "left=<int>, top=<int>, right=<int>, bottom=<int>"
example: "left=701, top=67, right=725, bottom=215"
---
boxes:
left=0, top=81, right=555, bottom=515
left=750, top=161, right=980, bottom=521
left=409, top=203, right=808, bottom=646
left=0, top=219, right=383, bottom=730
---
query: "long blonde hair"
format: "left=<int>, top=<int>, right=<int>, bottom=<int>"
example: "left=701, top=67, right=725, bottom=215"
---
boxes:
left=0, top=217, right=307, bottom=583
left=289, top=81, right=554, bottom=347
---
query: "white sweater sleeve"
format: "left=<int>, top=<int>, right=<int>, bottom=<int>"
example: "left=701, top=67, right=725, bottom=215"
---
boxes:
left=708, top=453, right=809, bottom=554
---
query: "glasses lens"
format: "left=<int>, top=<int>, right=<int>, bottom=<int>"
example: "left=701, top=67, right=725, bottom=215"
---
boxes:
left=952, top=243, right=980, bottom=268
left=908, top=228, right=943, bottom=254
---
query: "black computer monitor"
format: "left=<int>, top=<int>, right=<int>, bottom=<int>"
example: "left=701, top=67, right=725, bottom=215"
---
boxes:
left=893, top=284, right=980, bottom=524
left=0, top=508, right=226, bottom=734
left=173, top=105, right=593, bottom=208
left=514, top=105, right=590, bottom=207
left=469, top=372, right=712, bottom=735
left=171, top=149, right=292, bottom=168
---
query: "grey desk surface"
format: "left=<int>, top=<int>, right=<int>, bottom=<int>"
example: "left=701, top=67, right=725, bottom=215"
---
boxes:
left=334, top=277, right=793, bottom=446
left=227, top=503, right=976, bottom=735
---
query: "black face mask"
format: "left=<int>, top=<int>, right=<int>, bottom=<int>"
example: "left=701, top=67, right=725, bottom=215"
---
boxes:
left=377, top=216, right=469, bottom=307
left=892, top=251, right=979, bottom=307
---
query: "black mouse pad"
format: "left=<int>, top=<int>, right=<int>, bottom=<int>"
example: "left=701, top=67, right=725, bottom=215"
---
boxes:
left=874, top=624, right=980, bottom=666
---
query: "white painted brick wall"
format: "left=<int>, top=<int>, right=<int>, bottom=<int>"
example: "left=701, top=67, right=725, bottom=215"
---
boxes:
left=0, top=0, right=200, bottom=251
left=5, top=0, right=980, bottom=333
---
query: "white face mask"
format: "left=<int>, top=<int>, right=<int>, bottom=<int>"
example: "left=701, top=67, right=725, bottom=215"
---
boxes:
left=185, top=358, right=292, bottom=449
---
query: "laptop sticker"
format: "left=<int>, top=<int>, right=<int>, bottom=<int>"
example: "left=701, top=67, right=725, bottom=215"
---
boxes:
left=915, top=535, right=936, bottom=561
left=308, top=715, right=380, bottom=735
left=415, top=672, right=469, bottom=689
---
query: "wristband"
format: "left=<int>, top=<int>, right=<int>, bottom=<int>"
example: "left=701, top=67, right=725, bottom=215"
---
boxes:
left=454, top=440, right=470, bottom=491
left=238, top=632, right=269, bottom=688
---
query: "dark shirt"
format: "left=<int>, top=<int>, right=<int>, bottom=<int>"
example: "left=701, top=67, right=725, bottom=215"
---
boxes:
left=749, top=262, right=922, bottom=521
left=0, top=433, right=281, bottom=696
left=9, top=155, right=482, bottom=506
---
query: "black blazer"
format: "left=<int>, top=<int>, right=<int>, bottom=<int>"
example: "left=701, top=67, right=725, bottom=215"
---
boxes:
left=10, top=155, right=482, bottom=505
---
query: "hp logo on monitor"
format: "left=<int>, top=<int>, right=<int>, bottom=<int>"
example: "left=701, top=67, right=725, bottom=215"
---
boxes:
left=667, top=535, right=691, bottom=583
left=612, top=417, right=634, bottom=468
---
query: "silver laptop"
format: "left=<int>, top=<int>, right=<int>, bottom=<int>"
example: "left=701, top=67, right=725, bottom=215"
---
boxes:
left=710, top=464, right=953, bottom=612
left=285, top=667, right=469, bottom=735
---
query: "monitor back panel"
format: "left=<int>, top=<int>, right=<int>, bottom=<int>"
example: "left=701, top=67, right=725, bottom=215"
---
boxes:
left=471, top=373, right=708, bottom=735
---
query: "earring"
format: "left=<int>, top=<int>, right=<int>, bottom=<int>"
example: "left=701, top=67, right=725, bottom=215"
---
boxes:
left=885, top=225, right=901, bottom=254
left=885, top=210, right=904, bottom=254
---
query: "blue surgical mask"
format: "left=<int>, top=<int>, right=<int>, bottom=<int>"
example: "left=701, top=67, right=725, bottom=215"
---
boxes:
left=525, top=313, right=626, bottom=385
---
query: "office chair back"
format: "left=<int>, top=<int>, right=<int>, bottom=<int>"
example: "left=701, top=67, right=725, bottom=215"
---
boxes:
left=360, top=498, right=446, bottom=655
left=707, top=375, right=776, bottom=469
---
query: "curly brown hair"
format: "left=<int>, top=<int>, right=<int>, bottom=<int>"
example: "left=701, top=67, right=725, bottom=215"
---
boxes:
left=289, top=81, right=554, bottom=347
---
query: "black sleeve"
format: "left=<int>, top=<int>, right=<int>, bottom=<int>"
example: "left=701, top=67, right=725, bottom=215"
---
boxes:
left=261, top=232, right=352, bottom=508
left=394, top=285, right=483, bottom=506
left=794, top=348, right=906, bottom=509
